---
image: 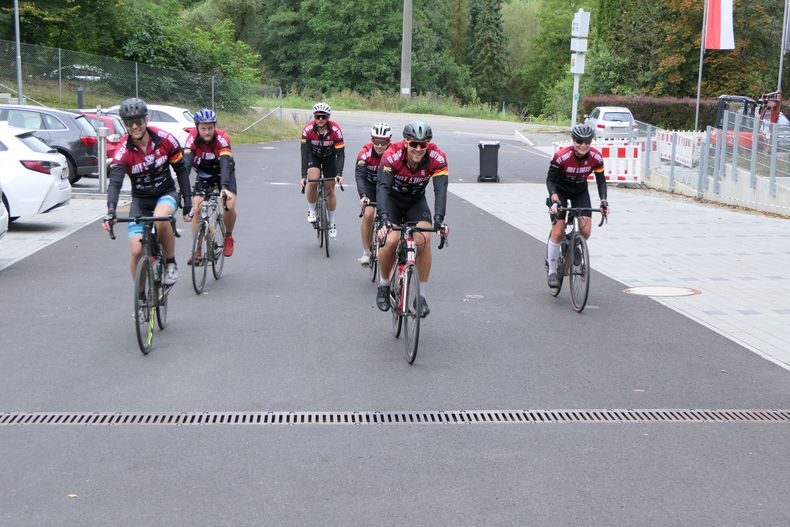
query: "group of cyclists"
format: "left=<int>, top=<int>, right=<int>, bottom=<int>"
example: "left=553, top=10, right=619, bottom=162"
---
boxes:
left=102, top=97, right=609, bottom=321
left=300, top=102, right=449, bottom=317
left=102, top=97, right=238, bottom=285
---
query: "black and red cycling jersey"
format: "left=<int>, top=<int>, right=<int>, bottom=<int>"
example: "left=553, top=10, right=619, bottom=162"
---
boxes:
left=546, top=145, right=607, bottom=200
left=300, top=120, right=345, bottom=176
left=107, top=126, right=191, bottom=211
left=355, top=142, right=383, bottom=186
left=376, top=140, right=449, bottom=222
left=183, top=128, right=234, bottom=189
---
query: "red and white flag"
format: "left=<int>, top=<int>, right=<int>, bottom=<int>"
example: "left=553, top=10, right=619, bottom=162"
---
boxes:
left=705, top=0, right=735, bottom=50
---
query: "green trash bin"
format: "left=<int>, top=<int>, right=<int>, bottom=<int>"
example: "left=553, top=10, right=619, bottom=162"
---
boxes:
left=478, top=141, right=500, bottom=182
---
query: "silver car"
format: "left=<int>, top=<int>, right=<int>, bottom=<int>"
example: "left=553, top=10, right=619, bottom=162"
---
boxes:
left=583, top=106, right=638, bottom=139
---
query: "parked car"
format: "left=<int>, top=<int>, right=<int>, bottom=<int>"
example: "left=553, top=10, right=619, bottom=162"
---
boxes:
left=106, top=103, right=194, bottom=146
left=0, top=123, right=71, bottom=221
left=43, top=64, right=109, bottom=82
left=81, top=111, right=126, bottom=160
left=0, top=104, right=98, bottom=184
left=583, top=106, right=639, bottom=139
left=0, top=179, right=8, bottom=242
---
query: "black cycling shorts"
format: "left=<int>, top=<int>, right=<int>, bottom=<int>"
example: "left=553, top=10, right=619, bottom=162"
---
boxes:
left=306, top=152, right=338, bottom=179
left=193, top=165, right=237, bottom=195
left=127, top=191, right=179, bottom=238
left=554, top=190, right=592, bottom=221
left=388, top=195, right=432, bottom=225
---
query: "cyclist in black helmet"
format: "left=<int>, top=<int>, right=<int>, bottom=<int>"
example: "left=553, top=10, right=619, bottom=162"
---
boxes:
left=102, top=97, right=192, bottom=285
left=545, top=123, right=609, bottom=288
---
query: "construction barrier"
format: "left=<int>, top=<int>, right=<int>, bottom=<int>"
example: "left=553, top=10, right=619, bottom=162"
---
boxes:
left=553, top=141, right=642, bottom=183
left=656, top=130, right=704, bottom=168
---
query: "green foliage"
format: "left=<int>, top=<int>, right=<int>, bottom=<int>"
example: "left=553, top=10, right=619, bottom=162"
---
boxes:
left=469, top=0, right=508, bottom=105
left=580, top=94, right=719, bottom=130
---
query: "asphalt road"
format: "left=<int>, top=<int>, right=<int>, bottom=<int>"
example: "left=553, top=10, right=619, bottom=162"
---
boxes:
left=1, top=113, right=789, bottom=525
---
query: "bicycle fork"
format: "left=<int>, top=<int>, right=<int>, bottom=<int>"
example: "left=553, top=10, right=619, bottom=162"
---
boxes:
left=397, top=236, right=417, bottom=314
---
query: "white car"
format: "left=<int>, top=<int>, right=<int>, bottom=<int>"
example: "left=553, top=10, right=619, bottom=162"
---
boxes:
left=583, top=106, right=639, bottom=139
left=106, top=103, right=195, bottom=146
left=0, top=179, right=8, bottom=241
left=0, top=123, right=71, bottom=221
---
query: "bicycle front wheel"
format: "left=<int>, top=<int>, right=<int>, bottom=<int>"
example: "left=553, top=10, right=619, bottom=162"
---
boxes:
left=155, top=247, right=168, bottom=329
left=390, top=270, right=402, bottom=338
left=322, top=199, right=330, bottom=258
left=211, top=216, right=226, bottom=280
left=403, top=266, right=421, bottom=364
left=191, top=221, right=208, bottom=294
left=569, top=234, right=590, bottom=313
left=317, top=198, right=325, bottom=249
left=134, top=257, right=155, bottom=355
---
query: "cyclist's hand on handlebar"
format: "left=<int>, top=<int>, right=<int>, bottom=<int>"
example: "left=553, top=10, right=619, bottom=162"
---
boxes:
left=102, top=209, right=116, bottom=231
left=335, top=175, right=343, bottom=185
left=359, top=196, right=370, bottom=208
left=182, top=205, right=193, bottom=223
left=376, top=221, right=392, bottom=246
left=600, top=199, right=609, bottom=217
left=299, top=177, right=307, bottom=190
left=550, top=200, right=561, bottom=215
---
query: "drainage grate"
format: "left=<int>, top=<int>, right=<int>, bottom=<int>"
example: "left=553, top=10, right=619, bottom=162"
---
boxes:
left=1, top=409, right=789, bottom=427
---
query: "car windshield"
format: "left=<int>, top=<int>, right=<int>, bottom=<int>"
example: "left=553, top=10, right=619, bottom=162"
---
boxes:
left=113, top=119, right=126, bottom=135
left=75, top=115, right=97, bottom=136
left=603, top=112, right=633, bottom=122
left=182, top=111, right=193, bottom=123
left=18, top=133, right=53, bottom=153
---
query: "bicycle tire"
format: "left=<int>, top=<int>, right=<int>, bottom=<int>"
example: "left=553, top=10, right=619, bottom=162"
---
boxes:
left=390, top=269, right=402, bottom=338
left=322, top=198, right=330, bottom=258
left=546, top=235, right=563, bottom=296
left=134, top=257, right=155, bottom=355
left=191, top=221, right=208, bottom=294
left=569, top=234, right=590, bottom=313
left=369, top=228, right=378, bottom=282
left=212, top=215, right=226, bottom=280
left=317, top=198, right=325, bottom=248
left=155, top=244, right=168, bottom=329
left=403, top=266, right=421, bottom=364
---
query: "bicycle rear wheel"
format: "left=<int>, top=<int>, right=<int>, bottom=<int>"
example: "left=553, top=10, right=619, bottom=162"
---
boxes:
left=154, top=246, right=168, bottom=329
left=191, top=221, right=208, bottom=294
left=369, top=230, right=378, bottom=283
left=569, top=234, right=590, bottom=313
left=134, top=257, right=155, bottom=355
left=317, top=198, right=325, bottom=249
left=322, top=199, right=330, bottom=258
left=390, top=270, right=402, bottom=338
left=211, top=215, right=226, bottom=280
left=403, top=266, right=421, bottom=364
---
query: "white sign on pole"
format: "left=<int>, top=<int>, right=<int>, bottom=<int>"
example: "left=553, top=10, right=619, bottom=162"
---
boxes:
left=571, top=8, right=590, bottom=38
left=570, top=53, right=586, bottom=74
left=571, top=38, right=588, bottom=53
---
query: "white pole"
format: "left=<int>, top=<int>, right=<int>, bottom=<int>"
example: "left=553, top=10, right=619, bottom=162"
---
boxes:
left=13, top=0, right=24, bottom=104
left=571, top=74, right=580, bottom=126
left=695, top=0, right=709, bottom=131
left=779, top=0, right=789, bottom=91
left=400, top=0, right=413, bottom=98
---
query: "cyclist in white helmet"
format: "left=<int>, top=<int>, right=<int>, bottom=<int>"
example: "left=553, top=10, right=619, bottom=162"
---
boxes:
left=300, top=102, right=345, bottom=239
left=354, top=122, right=392, bottom=266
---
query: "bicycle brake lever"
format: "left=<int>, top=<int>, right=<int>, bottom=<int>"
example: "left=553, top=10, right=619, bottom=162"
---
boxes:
left=170, top=217, right=181, bottom=238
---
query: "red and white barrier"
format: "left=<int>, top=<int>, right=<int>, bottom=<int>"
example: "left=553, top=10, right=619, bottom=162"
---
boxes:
left=553, top=141, right=642, bottom=183
left=656, top=130, right=704, bottom=168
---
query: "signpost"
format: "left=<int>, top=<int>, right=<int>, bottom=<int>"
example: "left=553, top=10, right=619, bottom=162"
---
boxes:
left=570, top=8, right=590, bottom=125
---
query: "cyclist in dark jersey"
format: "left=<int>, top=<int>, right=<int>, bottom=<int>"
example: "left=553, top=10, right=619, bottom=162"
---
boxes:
left=183, top=108, right=238, bottom=262
left=355, top=122, right=392, bottom=266
left=102, top=98, right=192, bottom=285
left=300, top=102, right=345, bottom=239
left=546, top=123, right=609, bottom=288
left=375, top=121, right=449, bottom=318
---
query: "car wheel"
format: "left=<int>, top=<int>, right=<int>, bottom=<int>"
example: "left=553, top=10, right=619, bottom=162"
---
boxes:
left=2, top=193, right=16, bottom=222
left=65, top=155, right=80, bottom=184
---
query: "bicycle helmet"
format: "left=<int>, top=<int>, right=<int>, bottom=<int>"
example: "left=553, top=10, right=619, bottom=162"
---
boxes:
left=119, top=97, right=148, bottom=120
left=571, top=123, right=595, bottom=143
left=371, top=122, right=392, bottom=140
left=193, top=108, right=217, bottom=124
left=312, top=102, right=331, bottom=115
left=402, top=121, right=432, bottom=142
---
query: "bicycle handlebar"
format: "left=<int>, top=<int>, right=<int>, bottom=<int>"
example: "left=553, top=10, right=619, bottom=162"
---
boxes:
left=379, top=222, right=449, bottom=250
left=358, top=201, right=377, bottom=218
left=301, top=176, right=345, bottom=194
left=106, top=215, right=180, bottom=240
left=549, top=206, right=608, bottom=228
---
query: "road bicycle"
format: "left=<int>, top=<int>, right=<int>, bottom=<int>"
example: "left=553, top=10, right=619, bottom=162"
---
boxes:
left=385, top=222, right=448, bottom=364
left=108, top=215, right=180, bottom=355
left=359, top=200, right=379, bottom=282
left=545, top=205, right=606, bottom=313
left=190, top=186, right=228, bottom=294
left=302, top=175, right=344, bottom=258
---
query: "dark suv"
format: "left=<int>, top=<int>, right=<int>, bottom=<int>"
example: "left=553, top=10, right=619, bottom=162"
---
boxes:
left=0, top=104, right=98, bottom=183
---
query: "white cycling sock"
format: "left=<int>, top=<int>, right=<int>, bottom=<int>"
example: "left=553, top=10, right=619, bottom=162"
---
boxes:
left=379, top=276, right=388, bottom=287
left=547, top=240, right=560, bottom=274
left=328, top=210, right=336, bottom=224
left=420, top=282, right=427, bottom=298
left=308, top=202, right=316, bottom=213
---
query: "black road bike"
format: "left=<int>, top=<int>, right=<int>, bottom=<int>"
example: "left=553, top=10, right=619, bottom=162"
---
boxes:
left=302, top=175, right=344, bottom=258
left=108, top=215, right=180, bottom=354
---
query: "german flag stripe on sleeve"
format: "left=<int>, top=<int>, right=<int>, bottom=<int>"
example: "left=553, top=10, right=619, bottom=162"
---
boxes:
left=432, top=168, right=449, bottom=177
left=334, top=141, right=345, bottom=149
left=219, top=149, right=232, bottom=157
left=169, top=151, right=183, bottom=163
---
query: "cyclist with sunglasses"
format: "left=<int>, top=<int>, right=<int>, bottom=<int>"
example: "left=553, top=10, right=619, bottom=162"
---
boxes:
left=355, top=122, right=392, bottom=266
left=545, top=123, right=609, bottom=288
left=375, top=121, right=449, bottom=318
left=300, top=102, right=345, bottom=239
left=183, top=108, right=238, bottom=262
left=103, top=97, right=192, bottom=285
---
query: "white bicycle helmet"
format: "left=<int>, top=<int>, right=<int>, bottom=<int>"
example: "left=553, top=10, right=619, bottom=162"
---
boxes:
left=370, top=122, right=392, bottom=140
left=312, top=102, right=331, bottom=115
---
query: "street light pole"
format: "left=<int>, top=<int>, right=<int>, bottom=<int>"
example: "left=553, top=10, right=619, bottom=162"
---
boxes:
left=14, top=0, right=24, bottom=105
left=400, top=0, right=412, bottom=98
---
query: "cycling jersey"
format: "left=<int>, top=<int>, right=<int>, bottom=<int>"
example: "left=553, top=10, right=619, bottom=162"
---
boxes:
left=355, top=142, right=383, bottom=199
left=377, top=140, right=449, bottom=223
left=183, top=128, right=234, bottom=190
left=300, top=120, right=345, bottom=177
left=107, top=126, right=191, bottom=212
left=546, top=145, right=607, bottom=200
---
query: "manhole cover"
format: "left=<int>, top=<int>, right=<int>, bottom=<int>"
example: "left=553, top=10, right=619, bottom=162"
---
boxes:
left=624, top=286, right=701, bottom=297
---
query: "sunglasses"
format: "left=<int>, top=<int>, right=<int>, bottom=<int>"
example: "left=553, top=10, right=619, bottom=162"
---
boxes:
left=123, top=118, right=146, bottom=129
left=573, top=138, right=592, bottom=145
left=406, top=140, right=429, bottom=149
left=372, top=139, right=390, bottom=146
left=314, top=114, right=329, bottom=120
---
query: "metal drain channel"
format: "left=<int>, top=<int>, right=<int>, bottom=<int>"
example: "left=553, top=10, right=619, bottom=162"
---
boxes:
left=1, top=409, right=790, bottom=427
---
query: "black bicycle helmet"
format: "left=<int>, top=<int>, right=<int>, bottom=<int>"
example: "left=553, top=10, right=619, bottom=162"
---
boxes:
left=119, top=98, right=148, bottom=120
left=571, top=123, right=595, bottom=143
left=403, top=121, right=433, bottom=142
